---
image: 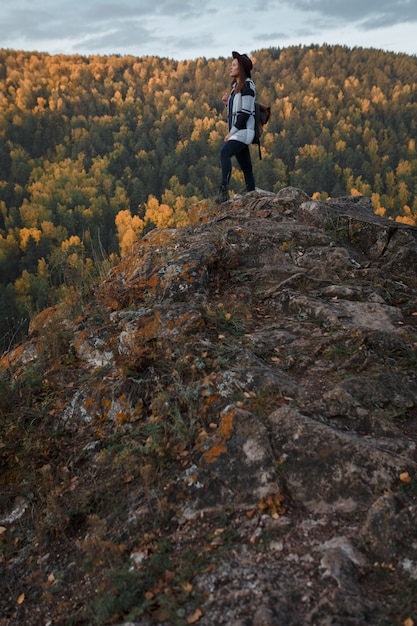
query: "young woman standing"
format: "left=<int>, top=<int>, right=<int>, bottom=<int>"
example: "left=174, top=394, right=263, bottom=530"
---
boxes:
left=216, top=51, right=256, bottom=203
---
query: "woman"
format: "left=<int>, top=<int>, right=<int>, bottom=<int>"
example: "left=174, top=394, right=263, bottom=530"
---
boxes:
left=216, top=51, right=256, bottom=203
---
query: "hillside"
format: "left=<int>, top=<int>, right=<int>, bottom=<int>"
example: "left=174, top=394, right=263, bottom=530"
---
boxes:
left=1, top=188, right=417, bottom=625
left=1, top=45, right=417, bottom=350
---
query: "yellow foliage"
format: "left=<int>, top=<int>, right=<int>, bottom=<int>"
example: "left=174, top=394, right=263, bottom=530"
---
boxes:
left=66, top=252, right=81, bottom=268
left=61, top=235, right=82, bottom=251
left=19, top=200, right=49, bottom=228
left=144, top=196, right=174, bottom=229
left=115, top=209, right=145, bottom=256
left=191, top=116, right=215, bottom=141
left=37, top=258, right=49, bottom=277
left=131, top=215, right=144, bottom=231
left=115, top=209, right=132, bottom=238
left=371, top=85, right=386, bottom=105
left=344, top=76, right=360, bottom=89
left=257, top=492, right=286, bottom=518
left=14, top=269, right=31, bottom=295
left=374, top=206, right=386, bottom=217
left=396, top=159, right=412, bottom=177
left=119, top=229, right=138, bottom=257
left=41, top=221, right=56, bottom=237
left=395, top=210, right=417, bottom=226
left=176, top=140, right=189, bottom=152
left=19, top=227, right=42, bottom=250
left=280, top=97, right=293, bottom=120
left=208, top=129, right=221, bottom=146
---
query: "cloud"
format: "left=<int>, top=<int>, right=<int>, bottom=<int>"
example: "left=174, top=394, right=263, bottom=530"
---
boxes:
left=156, top=0, right=203, bottom=18
left=281, top=0, right=417, bottom=28
left=0, top=0, right=213, bottom=56
left=253, top=32, right=291, bottom=43
left=0, top=0, right=416, bottom=59
left=75, top=22, right=155, bottom=54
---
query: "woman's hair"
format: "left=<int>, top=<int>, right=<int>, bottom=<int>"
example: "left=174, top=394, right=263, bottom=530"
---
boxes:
left=231, top=60, right=250, bottom=93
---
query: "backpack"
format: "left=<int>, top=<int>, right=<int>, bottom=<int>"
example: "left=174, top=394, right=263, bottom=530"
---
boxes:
left=252, top=102, right=271, bottom=160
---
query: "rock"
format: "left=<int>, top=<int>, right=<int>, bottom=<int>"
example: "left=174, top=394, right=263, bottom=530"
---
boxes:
left=179, top=406, right=284, bottom=516
left=362, top=493, right=417, bottom=565
left=2, top=187, right=417, bottom=625
left=268, top=407, right=405, bottom=513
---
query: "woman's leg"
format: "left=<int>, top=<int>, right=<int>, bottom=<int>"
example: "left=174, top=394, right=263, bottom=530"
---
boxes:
left=235, top=145, right=256, bottom=191
left=218, top=141, right=255, bottom=201
left=220, top=140, right=242, bottom=187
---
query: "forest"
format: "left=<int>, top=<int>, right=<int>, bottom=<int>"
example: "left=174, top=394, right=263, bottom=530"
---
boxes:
left=0, top=44, right=417, bottom=350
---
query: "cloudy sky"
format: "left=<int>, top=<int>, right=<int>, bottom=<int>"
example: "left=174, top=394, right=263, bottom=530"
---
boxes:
left=1, top=0, right=417, bottom=61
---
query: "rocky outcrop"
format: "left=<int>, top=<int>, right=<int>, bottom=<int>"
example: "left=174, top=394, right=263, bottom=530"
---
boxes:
left=1, top=188, right=417, bottom=625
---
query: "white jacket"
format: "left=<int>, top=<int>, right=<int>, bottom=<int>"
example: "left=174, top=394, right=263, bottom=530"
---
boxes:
left=227, top=78, right=256, bottom=145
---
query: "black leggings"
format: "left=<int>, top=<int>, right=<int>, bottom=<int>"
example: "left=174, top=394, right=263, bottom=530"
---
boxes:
left=220, top=140, right=255, bottom=191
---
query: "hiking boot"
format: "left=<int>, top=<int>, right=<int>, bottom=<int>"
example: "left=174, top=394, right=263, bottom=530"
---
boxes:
left=214, top=184, right=229, bottom=204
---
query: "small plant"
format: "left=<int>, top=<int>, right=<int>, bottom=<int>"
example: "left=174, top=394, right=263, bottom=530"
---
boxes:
left=280, top=239, right=297, bottom=252
left=398, top=473, right=417, bottom=497
left=230, top=269, right=250, bottom=283
left=323, top=340, right=361, bottom=360
left=323, top=214, right=361, bottom=242
left=204, top=305, right=246, bottom=338
left=294, top=308, right=308, bottom=322
left=78, top=534, right=208, bottom=625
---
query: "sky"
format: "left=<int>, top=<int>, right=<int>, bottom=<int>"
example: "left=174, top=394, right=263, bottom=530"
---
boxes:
left=1, top=0, right=417, bottom=62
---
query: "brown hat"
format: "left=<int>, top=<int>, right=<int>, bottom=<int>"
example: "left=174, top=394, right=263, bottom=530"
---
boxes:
left=232, top=51, right=253, bottom=78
